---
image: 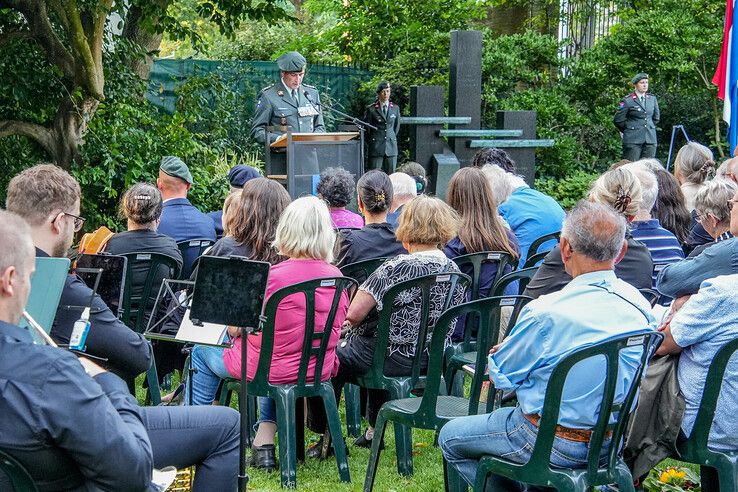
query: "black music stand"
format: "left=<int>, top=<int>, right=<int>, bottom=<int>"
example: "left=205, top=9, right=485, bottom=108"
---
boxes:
left=188, top=255, right=271, bottom=492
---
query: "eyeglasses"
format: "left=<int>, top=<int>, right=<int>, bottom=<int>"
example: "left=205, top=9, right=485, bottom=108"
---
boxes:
left=62, top=212, right=86, bottom=232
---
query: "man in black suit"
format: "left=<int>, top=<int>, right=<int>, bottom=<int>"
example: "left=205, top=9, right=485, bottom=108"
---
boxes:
left=364, top=81, right=401, bottom=173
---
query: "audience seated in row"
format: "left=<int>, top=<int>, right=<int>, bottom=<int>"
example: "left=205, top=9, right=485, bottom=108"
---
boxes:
left=673, top=142, right=716, bottom=248
left=621, top=162, right=684, bottom=285
left=439, top=200, right=657, bottom=491
left=157, top=156, right=216, bottom=243
left=317, top=166, right=364, bottom=229
left=308, top=195, right=468, bottom=451
left=646, top=163, right=693, bottom=247
left=473, top=148, right=566, bottom=262
left=444, top=166, right=520, bottom=340
left=334, top=169, right=406, bottom=268
left=189, top=194, right=349, bottom=471
left=524, top=167, right=653, bottom=299
left=207, top=163, right=261, bottom=238
left=689, top=178, right=737, bottom=257
left=656, top=182, right=738, bottom=299
left=386, top=171, right=417, bottom=228
left=2, top=165, right=240, bottom=491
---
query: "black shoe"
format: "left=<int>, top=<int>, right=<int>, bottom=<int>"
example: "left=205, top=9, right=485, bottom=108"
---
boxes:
left=353, top=431, right=384, bottom=450
left=250, top=444, right=277, bottom=472
left=307, top=436, right=332, bottom=459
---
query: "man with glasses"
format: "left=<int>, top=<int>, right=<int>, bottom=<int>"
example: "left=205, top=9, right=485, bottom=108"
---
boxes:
left=6, top=164, right=153, bottom=382
left=656, top=186, right=738, bottom=298
left=250, top=51, right=325, bottom=147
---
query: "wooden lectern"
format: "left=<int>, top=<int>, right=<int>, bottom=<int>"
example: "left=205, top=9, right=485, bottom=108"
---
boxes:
left=264, top=129, right=364, bottom=199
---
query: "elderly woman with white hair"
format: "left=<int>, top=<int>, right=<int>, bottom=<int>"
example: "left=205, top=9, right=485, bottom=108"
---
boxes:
left=523, top=167, right=654, bottom=299
left=475, top=148, right=565, bottom=262
left=188, top=195, right=349, bottom=471
left=689, top=178, right=738, bottom=257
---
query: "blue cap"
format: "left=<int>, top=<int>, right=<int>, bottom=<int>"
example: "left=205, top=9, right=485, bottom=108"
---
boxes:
left=228, top=165, right=260, bottom=188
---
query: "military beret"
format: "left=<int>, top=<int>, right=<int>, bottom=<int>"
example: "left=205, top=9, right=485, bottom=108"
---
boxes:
left=160, top=156, right=193, bottom=185
left=228, top=164, right=260, bottom=188
left=631, top=73, right=649, bottom=84
left=376, top=81, right=390, bottom=93
left=276, top=51, right=307, bottom=72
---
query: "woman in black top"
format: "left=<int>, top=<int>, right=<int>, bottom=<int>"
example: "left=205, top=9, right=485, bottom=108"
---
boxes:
left=335, top=170, right=406, bottom=268
left=105, top=183, right=183, bottom=320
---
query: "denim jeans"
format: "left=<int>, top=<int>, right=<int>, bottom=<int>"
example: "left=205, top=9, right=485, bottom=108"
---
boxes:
left=439, top=406, right=603, bottom=489
left=188, top=345, right=231, bottom=405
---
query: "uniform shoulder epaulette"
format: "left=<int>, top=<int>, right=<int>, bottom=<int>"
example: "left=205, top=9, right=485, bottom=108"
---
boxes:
left=303, top=83, right=317, bottom=90
left=258, top=84, right=274, bottom=94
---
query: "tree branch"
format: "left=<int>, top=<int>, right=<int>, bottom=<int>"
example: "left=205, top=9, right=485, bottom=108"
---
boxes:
left=2, top=0, right=76, bottom=80
left=0, top=119, right=56, bottom=156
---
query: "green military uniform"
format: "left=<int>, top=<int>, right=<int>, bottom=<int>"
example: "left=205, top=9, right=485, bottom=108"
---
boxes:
left=363, top=100, right=401, bottom=174
left=249, top=51, right=325, bottom=146
left=614, top=73, right=660, bottom=161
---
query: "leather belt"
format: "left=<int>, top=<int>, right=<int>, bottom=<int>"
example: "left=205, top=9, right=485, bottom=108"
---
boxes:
left=523, top=413, right=612, bottom=443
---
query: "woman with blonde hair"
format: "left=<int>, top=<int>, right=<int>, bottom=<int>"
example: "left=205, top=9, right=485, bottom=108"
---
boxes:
left=673, top=141, right=715, bottom=211
left=523, top=167, right=653, bottom=298
left=309, top=196, right=468, bottom=451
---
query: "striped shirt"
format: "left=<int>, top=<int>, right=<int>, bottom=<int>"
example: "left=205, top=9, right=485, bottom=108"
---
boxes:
left=630, top=219, right=685, bottom=287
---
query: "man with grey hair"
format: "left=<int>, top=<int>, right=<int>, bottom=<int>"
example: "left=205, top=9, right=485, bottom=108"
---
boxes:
left=386, top=172, right=418, bottom=227
left=623, top=162, right=684, bottom=287
left=689, top=178, right=737, bottom=257
left=440, top=201, right=656, bottom=490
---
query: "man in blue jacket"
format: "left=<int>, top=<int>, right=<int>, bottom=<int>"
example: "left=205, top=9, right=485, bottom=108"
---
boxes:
left=157, top=156, right=216, bottom=243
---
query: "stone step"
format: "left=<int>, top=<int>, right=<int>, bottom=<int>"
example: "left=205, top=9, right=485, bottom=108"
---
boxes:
left=439, top=129, right=523, bottom=138
left=468, top=139, right=555, bottom=148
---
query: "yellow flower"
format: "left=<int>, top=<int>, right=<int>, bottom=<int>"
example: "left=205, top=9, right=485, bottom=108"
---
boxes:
left=659, top=467, right=687, bottom=483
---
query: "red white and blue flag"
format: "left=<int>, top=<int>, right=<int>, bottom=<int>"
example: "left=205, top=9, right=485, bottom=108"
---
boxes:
left=713, top=0, right=738, bottom=155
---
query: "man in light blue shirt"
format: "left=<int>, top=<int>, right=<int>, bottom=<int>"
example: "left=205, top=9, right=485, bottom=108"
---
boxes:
left=656, top=274, right=738, bottom=453
left=439, top=201, right=656, bottom=490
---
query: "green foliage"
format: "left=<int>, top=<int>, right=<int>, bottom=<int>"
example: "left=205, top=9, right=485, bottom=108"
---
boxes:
left=535, top=170, right=599, bottom=209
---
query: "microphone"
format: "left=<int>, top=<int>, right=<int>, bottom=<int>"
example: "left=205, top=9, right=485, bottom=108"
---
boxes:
left=303, top=91, right=320, bottom=107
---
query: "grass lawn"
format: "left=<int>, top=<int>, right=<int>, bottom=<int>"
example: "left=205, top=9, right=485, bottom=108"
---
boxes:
left=138, top=375, right=702, bottom=492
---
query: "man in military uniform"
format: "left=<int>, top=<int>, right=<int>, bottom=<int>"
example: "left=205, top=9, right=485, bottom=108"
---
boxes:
left=363, top=81, right=401, bottom=173
left=614, top=72, right=660, bottom=160
left=250, top=50, right=325, bottom=146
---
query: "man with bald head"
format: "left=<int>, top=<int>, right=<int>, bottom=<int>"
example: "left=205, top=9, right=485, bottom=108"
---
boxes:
left=723, top=156, right=738, bottom=185
left=157, top=155, right=216, bottom=243
left=439, top=201, right=656, bottom=490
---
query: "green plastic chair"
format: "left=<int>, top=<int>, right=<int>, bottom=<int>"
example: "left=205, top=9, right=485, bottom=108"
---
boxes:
left=0, top=449, right=38, bottom=491
left=176, top=238, right=214, bottom=280
left=120, top=252, right=182, bottom=334
left=345, top=272, right=471, bottom=477
left=526, top=231, right=561, bottom=264
left=472, top=331, right=663, bottom=492
left=445, top=267, right=539, bottom=400
left=675, top=337, right=738, bottom=491
left=222, top=276, right=358, bottom=489
left=450, top=251, right=519, bottom=352
left=119, top=252, right=181, bottom=399
left=363, top=296, right=527, bottom=492
left=523, top=249, right=550, bottom=269
left=340, top=257, right=389, bottom=439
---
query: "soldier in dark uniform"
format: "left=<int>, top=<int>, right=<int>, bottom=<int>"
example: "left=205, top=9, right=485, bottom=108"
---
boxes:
left=614, top=72, right=660, bottom=161
left=250, top=51, right=325, bottom=146
left=363, top=81, right=401, bottom=174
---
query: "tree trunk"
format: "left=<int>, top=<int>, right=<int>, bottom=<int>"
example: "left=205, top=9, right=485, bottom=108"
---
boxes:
left=122, top=3, right=167, bottom=81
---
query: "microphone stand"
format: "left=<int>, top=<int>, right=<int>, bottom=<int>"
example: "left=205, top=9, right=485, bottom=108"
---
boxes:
left=302, top=91, right=377, bottom=131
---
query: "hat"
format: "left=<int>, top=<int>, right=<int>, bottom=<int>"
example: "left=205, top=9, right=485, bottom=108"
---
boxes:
left=631, top=73, right=649, bottom=84
left=159, top=156, right=193, bottom=185
left=376, top=81, right=390, bottom=93
left=228, top=165, right=260, bottom=188
left=276, top=51, right=307, bottom=72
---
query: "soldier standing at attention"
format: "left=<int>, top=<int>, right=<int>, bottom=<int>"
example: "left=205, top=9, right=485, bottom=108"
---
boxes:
left=614, top=72, right=660, bottom=160
left=250, top=51, right=325, bottom=146
left=364, top=81, right=401, bottom=174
